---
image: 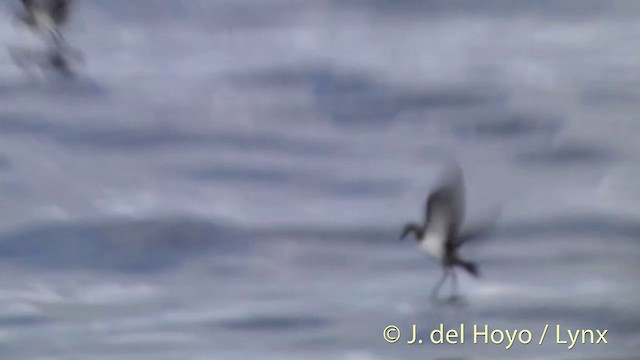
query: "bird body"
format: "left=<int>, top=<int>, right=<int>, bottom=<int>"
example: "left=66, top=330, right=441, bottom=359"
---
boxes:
left=419, top=230, right=445, bottom=260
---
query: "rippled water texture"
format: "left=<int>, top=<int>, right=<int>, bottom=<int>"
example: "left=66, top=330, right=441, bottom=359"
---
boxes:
left=0, top=0, right=638, bottom=358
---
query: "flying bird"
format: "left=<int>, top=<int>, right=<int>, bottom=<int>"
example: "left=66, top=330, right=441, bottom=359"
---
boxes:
left=17, top=0, right=73, bottom=44
left=13, top=0, right=80, bottom=76
left=400, top=163, right=494, bottom=300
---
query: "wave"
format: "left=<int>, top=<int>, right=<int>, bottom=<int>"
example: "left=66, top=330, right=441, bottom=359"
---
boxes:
left=0, top=217, right=245, bottom=272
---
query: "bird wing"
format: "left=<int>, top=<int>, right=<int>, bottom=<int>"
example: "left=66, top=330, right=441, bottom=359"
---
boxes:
left=424, top=163, right=466, bottom=250
left=426, top=165, right=464, bottom=224
left=49, top=0, right=71, bottom=25
left=454, top=222, right=494, bottom=249
left=17, top=0, right=34, bottom=24
left=453, top=205, right=501, bottom=249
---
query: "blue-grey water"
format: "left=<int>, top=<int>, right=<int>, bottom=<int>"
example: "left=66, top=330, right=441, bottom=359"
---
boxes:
left=0, top=1, right=639, bottom=359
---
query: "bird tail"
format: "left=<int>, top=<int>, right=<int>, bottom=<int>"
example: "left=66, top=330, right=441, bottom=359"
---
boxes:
left=454, top=258, right=479, bottom=277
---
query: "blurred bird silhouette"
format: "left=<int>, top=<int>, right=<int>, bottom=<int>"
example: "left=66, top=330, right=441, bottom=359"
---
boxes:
left=14, top=0, right=79, bottom=76
left=17, top=0, right=72, bottom=44
left=401, top=162, right=496, bottom=300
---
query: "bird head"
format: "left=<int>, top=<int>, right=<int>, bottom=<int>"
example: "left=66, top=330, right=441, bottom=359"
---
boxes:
left=400, top=223, right=422, bottom=242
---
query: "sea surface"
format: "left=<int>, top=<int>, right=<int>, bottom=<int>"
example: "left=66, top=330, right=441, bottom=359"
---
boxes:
left=0, top=0, right=638, bottom=359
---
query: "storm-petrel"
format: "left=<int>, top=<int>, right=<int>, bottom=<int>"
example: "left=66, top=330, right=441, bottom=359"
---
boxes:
left=17, top=0, right=72, bottom=44
left=401, top=163, right=493, bottom=300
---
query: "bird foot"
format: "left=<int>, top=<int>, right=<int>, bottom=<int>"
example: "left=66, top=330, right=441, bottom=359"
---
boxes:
left=430, top=294, right=466, bottom=307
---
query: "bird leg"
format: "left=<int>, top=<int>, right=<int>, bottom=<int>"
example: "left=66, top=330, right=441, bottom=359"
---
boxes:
left=450, top=269, right=458, bottom=297
left=430, top=267, right=449, bottom=300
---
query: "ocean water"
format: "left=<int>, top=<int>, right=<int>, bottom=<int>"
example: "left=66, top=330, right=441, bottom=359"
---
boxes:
left=0, top=0, right=638, bottom=359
